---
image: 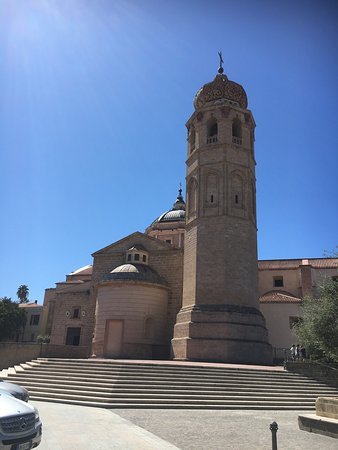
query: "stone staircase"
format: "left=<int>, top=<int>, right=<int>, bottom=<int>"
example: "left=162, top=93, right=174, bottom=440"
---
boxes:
left=2, top=358, right=338, bottom=410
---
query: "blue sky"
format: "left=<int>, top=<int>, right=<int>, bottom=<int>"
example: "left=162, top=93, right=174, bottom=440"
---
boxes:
left=0, top=0, right=337, bottom=303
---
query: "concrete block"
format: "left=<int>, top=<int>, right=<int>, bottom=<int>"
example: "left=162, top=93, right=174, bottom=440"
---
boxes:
left=298, top=413, right=338, bottom=439
left=316, top=397, right=338, bottom=419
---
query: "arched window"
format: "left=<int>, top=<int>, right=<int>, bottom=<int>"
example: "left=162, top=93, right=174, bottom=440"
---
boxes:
left=205, top=172, right=218, bottom=206
left=232, top=118, right=242, bottom=145
left=187, top=178, right=198, bottom=218
left=189, top=125, right=196, bottom=153
left=230, top=172, right=244, bottom=209
left=207, top=119, right=218, bottom=144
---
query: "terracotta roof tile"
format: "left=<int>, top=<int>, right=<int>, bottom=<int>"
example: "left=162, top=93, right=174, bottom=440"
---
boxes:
left=309, top=258, right=338, bottom=268
left=258, top=258, right=338, bottom=270
left=260, top=291, right=302, bottom=304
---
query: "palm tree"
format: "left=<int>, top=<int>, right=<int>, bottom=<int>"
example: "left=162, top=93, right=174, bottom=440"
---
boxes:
left=17, top=285, right=29, bottom=303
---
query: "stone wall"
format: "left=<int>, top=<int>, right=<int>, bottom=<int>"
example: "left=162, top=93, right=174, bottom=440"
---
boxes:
left=40, top=344, right=90, bottom=359
left=259, top=268, right=302, bottom=298
left=92, top=282, right=169, bottom=358
left=286, top=361, right=338, bottom=388
left=0, top=343, right=42, bottom=369
left=0, top=343, right=91, bottom=370
left=148, top=249, right=183, bottom=339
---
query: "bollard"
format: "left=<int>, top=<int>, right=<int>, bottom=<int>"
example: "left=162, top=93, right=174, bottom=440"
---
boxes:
left=269, top=421, right=278, bottom=450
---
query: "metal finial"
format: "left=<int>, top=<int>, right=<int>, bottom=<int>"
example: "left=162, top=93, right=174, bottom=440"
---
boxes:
left=179, top=182, right=182, bottom=196
left=218, top=50, right=224, bottom=74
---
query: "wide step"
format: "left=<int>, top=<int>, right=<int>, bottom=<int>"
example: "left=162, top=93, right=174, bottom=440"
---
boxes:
left=4, top=358, right=338, bottom=410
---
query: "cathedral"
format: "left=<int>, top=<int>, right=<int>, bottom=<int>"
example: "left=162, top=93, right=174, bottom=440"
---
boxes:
left=42, top=63, right=338, bottom=364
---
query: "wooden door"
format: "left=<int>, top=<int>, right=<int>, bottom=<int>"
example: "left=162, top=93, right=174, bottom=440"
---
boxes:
left=104, top=320, right=124, bottom=358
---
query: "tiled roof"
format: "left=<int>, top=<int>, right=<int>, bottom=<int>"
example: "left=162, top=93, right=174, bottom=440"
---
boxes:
left=258, top=258, right=338, bottom=270
left=151, top=209, right=186, bottom=226
left=310, top=258, right=338, bottom=268
left=104, top=263, right=167, bottom=286
left=260, top=291, right=302, bottom=304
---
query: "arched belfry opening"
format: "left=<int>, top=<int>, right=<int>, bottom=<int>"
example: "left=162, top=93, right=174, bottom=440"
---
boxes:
left=207, top=118, right=218, bottom=144
left=232, top=117, right=242, bottom=145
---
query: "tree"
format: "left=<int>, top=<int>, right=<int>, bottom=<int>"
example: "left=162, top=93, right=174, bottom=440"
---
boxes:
left=37, top=335, right=50, bottom=344
left=323, top=246, right=338, bottom=258
left=0, top=297, right=27, bottom=341
left=17, top=285, right=29, bottom=303
left=294, top=279, right=338, bottom=362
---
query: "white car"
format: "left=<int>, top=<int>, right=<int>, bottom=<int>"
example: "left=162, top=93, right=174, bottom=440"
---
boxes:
left=0, top=393, right=42, bottom=449
left=0, top=380, right=29, bottom=402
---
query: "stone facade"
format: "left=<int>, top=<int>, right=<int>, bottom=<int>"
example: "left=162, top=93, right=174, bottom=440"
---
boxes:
left=45, top=279, right=94, bottom=350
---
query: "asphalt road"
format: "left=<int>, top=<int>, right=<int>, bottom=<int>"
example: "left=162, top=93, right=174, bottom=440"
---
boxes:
left=31, top=401, right=337, bottom=450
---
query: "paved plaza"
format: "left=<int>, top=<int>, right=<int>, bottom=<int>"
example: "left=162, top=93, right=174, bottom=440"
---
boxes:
left=32, top=400, right=337, bottom=450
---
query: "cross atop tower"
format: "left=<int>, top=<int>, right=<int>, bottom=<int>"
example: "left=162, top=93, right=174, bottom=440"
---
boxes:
left=218, top=50, right=224, bottom=74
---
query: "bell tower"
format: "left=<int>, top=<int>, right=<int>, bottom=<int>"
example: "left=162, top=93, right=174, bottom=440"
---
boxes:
left=172, top=58, right=272, bottom=364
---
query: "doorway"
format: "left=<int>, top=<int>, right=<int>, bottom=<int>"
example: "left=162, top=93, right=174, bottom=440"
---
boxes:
left=65, top=327, right=81, bottom=346
left=104, top=320, right=124, bottom=358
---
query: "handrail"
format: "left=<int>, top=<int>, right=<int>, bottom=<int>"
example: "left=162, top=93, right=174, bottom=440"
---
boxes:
left=285, top=360, right=338, bottom=388
left=312, top=360, right=338, bottom=371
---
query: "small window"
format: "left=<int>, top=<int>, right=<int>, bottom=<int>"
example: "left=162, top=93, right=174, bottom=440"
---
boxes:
left=72, top=308, right=80, bottom=319
left=210, top=195, right=214, bottom=203
left=273, top=276, right=284, bottom=287
left=66, top=327, right=81, bottom=346
left=142, top=255, right=147, bottom=262
left=165, top=239, right=172, bottom=244
left=127, top=254, right=131, bottom=262
left=134, top=253, right=140, bottom=261
left=30, top=315, right=40, bottom=326
left=235, top=195, right=238, bottom=204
